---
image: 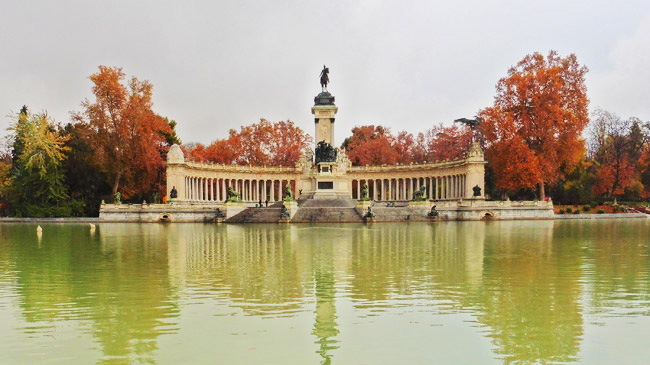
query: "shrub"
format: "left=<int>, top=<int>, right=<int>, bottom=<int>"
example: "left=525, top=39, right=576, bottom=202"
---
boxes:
left=573, top=209, right=580, bottom=214
left=558, top=209, right=565, bottom=214
left=566, top=207, right=573, bottom=213
left=597, top=209, right=605, bottom=214
left=583, top=205, right=591, bottom=212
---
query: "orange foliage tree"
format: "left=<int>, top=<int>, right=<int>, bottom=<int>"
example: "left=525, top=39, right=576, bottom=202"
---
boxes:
left=73, top=66, right=172, bottom=199
left=342, top=125, right=399, bottom=166
left=589, top=109, right=645, bottom=198
left=187, top=119, right=311, bottom=167
left=479, top=51, right=589, bottom=199
left=421, top=124, right=474, bottom=163
left=342, top=124, right=473, bottom=166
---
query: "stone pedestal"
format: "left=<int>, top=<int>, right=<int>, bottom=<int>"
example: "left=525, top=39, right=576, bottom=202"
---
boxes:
left=223, top=202, right=245, bottom=219
left=355, top=200, right=373, bottom=217
left=312, top=104, right=338, bottom=146
left=284, top=201, right=299, bottom=219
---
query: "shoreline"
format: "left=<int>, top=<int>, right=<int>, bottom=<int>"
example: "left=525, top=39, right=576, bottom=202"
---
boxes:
left=0, top=213, right=647, bottom=223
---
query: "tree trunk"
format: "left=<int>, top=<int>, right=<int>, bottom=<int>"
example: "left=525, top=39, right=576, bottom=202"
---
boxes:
left=112, top=173, right=121, bottom=196
left=539, top=181, right=545, bottom=201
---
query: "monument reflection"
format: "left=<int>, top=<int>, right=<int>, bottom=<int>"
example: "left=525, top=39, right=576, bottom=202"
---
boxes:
left=3, top=220, right=650, bottom=363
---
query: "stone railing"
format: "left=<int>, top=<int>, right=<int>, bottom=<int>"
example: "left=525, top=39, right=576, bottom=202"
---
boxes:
left=457, top=200, right=554, bottom=208
left=348, top=159, right=468, bottom=173
left=181, top=161, right=301, bottom=174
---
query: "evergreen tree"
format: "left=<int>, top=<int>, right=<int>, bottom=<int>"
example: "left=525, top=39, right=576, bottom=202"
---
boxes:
left=7, top=111, right=82, bottom=217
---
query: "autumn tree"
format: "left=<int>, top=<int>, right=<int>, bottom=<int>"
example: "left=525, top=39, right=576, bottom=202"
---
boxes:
left=6, top=109, right=82, bottom=216
left=421, top=124, right=474, bottom=163
left=479, top=51, right=589, bottom=199
left=588, top=109, right=648, bottom=199
left=186, top=119, right=311, bottom=167
left=73, top=66, right=173, bottom=200
left=342, top=125, right=399, bottom=166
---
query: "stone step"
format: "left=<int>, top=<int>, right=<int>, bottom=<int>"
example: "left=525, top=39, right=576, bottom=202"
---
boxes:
left=226, top=207, right=283, bottom=223
left=291, top=207, right=362, bottom=223
left=297, top=198, right=356, bottom=208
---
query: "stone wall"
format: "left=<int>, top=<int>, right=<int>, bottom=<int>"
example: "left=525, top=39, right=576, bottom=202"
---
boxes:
left=99, top=203, right=224, bottom=223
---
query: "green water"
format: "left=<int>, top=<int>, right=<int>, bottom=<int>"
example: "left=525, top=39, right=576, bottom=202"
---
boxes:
left=1, top=221, right=650, bottom=364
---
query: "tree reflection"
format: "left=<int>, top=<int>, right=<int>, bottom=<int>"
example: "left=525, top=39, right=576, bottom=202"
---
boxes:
left=7, top=220, right=650, bottom=363
left=6, top=224, right=178, bottom=364
left=473, top=221, right=583, bottom=363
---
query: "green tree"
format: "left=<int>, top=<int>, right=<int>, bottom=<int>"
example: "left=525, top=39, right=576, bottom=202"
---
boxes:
left=7, top=111, right=82, bottom=217
left=58, top=123, right=112, bottom=216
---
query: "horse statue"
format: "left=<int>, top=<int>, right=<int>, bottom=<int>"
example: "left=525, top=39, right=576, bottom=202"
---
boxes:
left=319, top=65, right=329, bottom=91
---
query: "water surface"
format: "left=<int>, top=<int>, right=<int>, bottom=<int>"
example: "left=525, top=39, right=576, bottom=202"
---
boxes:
left=1, top=220, right=649, bottom=364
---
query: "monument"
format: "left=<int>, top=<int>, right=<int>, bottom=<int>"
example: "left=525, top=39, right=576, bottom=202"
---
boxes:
left=99, top=66, right=555, bottom=222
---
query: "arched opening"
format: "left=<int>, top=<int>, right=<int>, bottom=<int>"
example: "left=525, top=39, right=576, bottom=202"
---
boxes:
left=159, top=213, right=172, bottom=223
left=481, top=212, right=494, bottom=221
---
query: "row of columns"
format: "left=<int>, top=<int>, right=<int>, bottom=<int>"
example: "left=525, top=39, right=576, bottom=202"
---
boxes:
left=351, top=175, right=467, bottom=201
left=184, top=177, right=297, bottom=203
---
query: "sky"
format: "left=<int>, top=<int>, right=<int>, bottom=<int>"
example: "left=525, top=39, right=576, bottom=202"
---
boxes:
left=1, top=0, right=649, bottom=147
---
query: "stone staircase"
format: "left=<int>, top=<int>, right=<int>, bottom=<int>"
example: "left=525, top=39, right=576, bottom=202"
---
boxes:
left=226, top=207, right=283, bottom=223
left=291, top=207, right=363, bottom=223
left=291, top=198, right=362, bottom=223
left=225, top=198, right=433, bottom=223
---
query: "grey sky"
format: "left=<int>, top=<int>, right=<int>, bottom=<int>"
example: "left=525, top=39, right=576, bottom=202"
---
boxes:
left=1, top=0, right=649, bottom=147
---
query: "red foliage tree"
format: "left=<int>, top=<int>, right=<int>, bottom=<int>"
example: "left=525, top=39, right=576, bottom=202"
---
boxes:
left=422, top=124, right=474, bottom=163
left=589, top=109, right=644, bottom=198
left=479, top=51, right=589, bottom=199
left=342, top=125, right=399, bottom=166
left=73, top=66, right=172, bottom=199
left=186, top=119, right=311, bottom=167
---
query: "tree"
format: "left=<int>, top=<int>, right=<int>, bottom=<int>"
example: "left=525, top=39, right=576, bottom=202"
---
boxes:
left=73, top=66, right=173, bottom=200
left=479, top=51, right=589, bottom=199
left=58, top=122, right=112, bottom=216
left=421, top=124, right=474, bottom=163
left=341, top=125, right=399, bottom=166
left=588, top=109, right=645, bottom=199
left=6, top=110, right=82, bottom=216
left=186, top=119, right=311, bottom=167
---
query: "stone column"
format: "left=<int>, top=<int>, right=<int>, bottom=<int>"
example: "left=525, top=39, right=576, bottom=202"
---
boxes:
left=385, top=179, right=389, bottom=201
left=373, top=180, right=377, bottom=201
left=272, top=180, right=276, bottom=202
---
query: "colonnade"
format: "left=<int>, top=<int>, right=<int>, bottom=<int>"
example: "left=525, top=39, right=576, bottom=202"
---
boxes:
left=183, top=177, right=297, bottom=203
left=350, top=174, right=467, bottom=201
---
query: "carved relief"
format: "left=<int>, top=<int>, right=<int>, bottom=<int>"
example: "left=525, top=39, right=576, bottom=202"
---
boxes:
left=319, top=120, right=331, bottom=143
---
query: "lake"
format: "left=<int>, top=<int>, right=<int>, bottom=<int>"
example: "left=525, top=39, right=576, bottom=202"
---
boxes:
left=1, top=220, right=649, bottom=364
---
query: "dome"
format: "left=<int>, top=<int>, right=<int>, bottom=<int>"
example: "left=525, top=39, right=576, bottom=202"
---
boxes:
left=167, top=144, right=185, bottom=164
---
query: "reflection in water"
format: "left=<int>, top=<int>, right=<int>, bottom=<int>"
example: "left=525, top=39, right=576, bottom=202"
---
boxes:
left=475, top=221, right=583, bottom=363
left=1, top=220, right=650, bottom=363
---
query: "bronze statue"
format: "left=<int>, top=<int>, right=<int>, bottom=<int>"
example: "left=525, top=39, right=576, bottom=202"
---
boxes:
left=314, top=141, right=337, bottom=163
left=283, top=184, right=294, bottom=202
left=227, top=186, right=242, bottom=203
left=170, top=186, right=178, bottom=199
left=364, top=206, right=375, bottom=218
left=360, top=184, right=370, bottom=201
left=319, top=65, right=329, bottom=91
left=412, top=185, right=427, bottom=201
left=473, top=185, right=482, bottom=197
left=280, top=204, right=290, bottom=219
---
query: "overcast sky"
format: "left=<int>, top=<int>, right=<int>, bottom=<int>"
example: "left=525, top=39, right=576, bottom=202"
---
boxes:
left=1, top=0, right=649, bottom=147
